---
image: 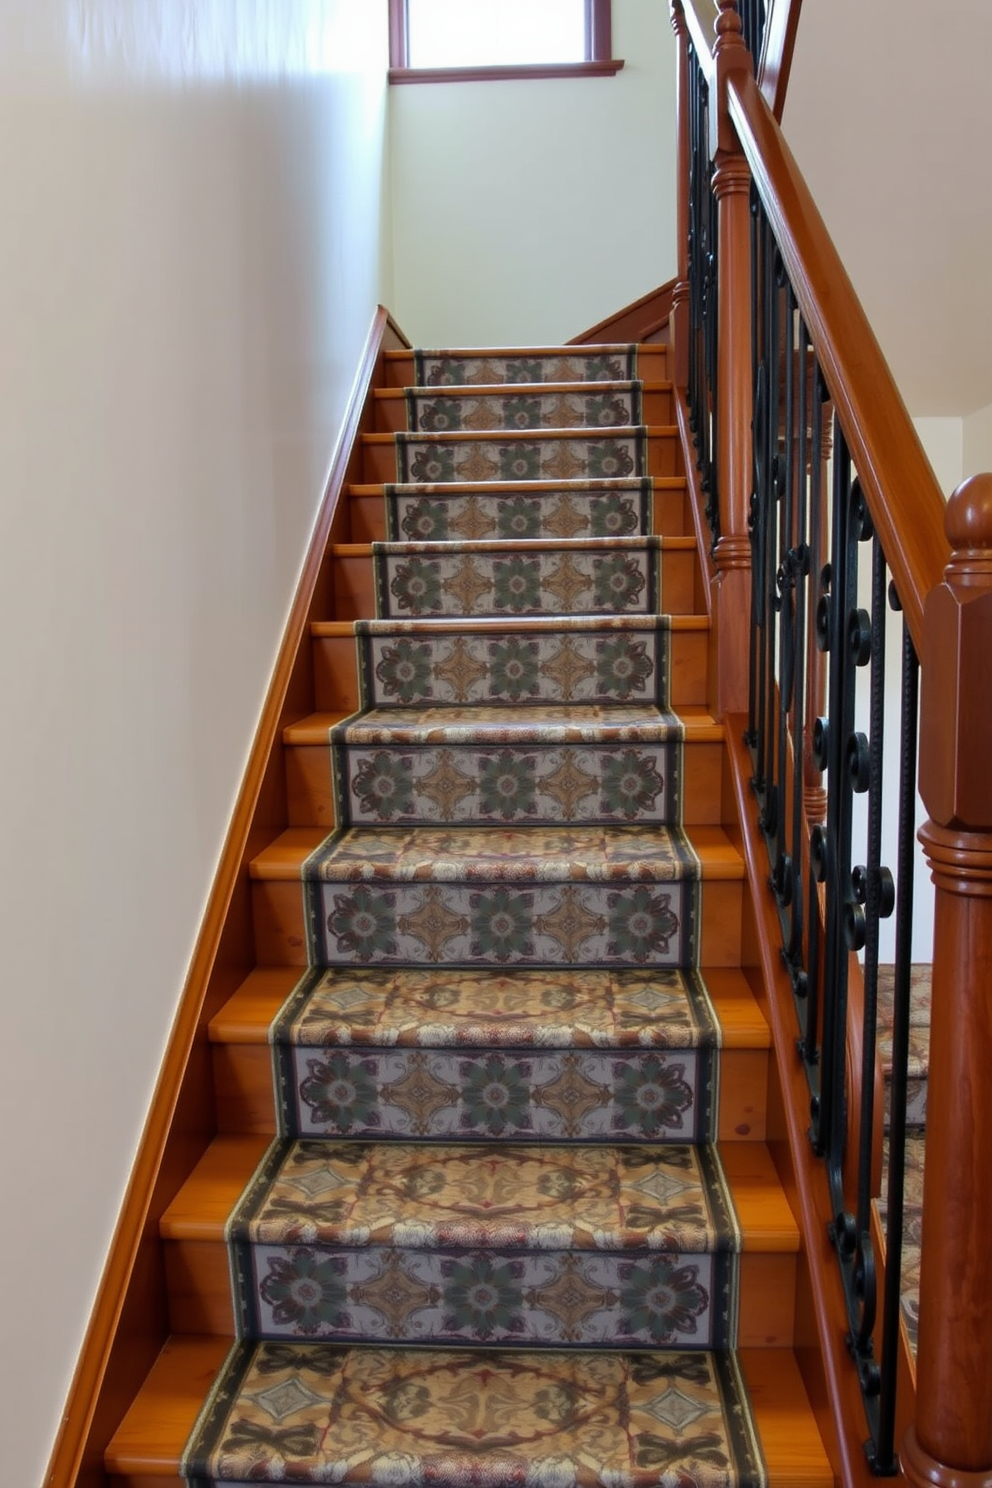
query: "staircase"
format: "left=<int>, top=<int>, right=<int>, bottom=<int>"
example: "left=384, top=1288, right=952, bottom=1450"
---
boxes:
left=106, top=342, right=832, bottom=1487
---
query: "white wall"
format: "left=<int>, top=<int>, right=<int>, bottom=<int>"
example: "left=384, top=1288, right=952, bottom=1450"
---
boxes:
left=389, top=0, right=676, bottom=346
left=0, top=4, right=391, bottom=1482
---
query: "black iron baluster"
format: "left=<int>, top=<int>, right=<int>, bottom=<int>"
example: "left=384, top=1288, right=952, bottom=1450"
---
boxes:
left=787, top=319, right=811, bottom=972
left=873, top=604, right=918, bottom=1477
left=817, top=440, right=857, bottom=1193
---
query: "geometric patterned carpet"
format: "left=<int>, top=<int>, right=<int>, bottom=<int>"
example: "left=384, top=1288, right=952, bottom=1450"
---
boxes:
left=876, top=962, right=933, bottom=1362
left=181, top=347, right=769, bottom=1485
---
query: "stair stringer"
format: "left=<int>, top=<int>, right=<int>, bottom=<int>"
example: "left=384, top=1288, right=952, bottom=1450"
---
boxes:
left=43, top=306, right=411, bottom=1488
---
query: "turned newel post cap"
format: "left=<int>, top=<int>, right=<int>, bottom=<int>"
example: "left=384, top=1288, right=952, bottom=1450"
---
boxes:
left=919, top=472, right=992, bottom=828
left=944, top=473, right=992, bottom=576
left=715, top=0, right=744, bottom=40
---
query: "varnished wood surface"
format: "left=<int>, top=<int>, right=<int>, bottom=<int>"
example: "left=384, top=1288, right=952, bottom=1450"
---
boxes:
left=106, top=1336, right=831, bottom=1487
left=728, top=71, right=948, bottom=653
left=45, top=306, right=409, bottom=1488
left=569, top=283, right=674, bottom=347
left=757, top=0, right=804, bottom=121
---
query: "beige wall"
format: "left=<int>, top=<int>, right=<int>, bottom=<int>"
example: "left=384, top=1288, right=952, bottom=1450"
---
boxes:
left=963, top=403, right=992, bottom=478
left=0, top=4, right=391, bottom=1481
left=389, top=0, right=676, bottom=346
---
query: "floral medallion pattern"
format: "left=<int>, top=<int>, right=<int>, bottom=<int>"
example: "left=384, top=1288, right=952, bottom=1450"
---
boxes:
left=183, top=1345, right=767, bottom=1488
left=356, top=618, right=669, bottom=709
left=396, top=430, right=647, bottom=485
left=235, top=1242, right=731, bottom=1349
left=280, top=1045, right=713, bottom=1143
left=373, top=538, right=661, bottom=619
left=414, top=345, right=638, bottom=384
left=308, top=876, right=697, bottom=968
left=333, top=736, right=678, bottom=826
left=405, top=383, right=642, bottom=434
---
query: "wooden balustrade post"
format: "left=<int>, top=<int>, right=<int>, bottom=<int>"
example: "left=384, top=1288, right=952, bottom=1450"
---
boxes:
left=670, top=0, right=690, bottom=390
left=904, top=475, right=992, bottom=1487
left=710, top=0, right=753, bottom=717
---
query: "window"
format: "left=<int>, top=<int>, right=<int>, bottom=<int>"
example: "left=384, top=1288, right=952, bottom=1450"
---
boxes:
left=388, top=0, right=622, bottom=84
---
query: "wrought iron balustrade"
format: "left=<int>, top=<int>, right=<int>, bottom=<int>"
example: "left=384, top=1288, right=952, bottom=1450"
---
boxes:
left=686, top=42, right=720, bottom=544
left=746, top=190, right=920, bottom=1475
left=736, top=0, right=767, bottom=67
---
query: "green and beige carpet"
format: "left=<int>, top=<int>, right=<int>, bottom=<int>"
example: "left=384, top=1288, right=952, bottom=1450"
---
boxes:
left=181, top=345, right=769, bottom=1487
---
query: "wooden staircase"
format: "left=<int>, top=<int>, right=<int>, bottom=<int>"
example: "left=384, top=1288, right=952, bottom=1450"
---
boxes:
left=104, top=341, right=833, bottom=1488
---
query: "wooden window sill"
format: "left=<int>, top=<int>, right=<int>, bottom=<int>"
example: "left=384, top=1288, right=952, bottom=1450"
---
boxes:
left=388, top=59, right=624, bottom=85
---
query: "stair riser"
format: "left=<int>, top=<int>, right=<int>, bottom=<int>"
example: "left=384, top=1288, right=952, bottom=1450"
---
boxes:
left=360, top=430, right=681, bottom=484
left=330, top=738, right=683, bottom=828
left=164, top=1242, right=795, bottom=1350
left=278, top=1044, right=718, bottom=1142
left=251, top=879, right=743, bottom=969
left=383, top=346, right=670, bottom=388
left=235, top=1242, right=739, bottom=1350
left=330, top=546, right=698, bottom=623
left=346, top=481, right=694, bottom=542
left=356, top=623, right=673, bottom=712
left=373, top=385, right=673, bottom=434
left=286, top=738, right=724, bottom=830
left=312, top=627, right=710, bottom=714
left=303, top=878, right=700, bottom=971
left=213, top=1044, right=770, bottom=1144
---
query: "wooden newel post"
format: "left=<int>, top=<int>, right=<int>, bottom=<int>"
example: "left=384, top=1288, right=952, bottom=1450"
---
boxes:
left=670, top=0, right=690, bottom=391
left=905, top=474, right=992, bottom=1487
left=710, top=0, right=753, bottom=717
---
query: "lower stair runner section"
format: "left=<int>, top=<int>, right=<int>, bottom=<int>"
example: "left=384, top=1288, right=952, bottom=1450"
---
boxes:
left=106, top=344, right=831, bottom=1488
left=876, top=963, right=933, bottom=1363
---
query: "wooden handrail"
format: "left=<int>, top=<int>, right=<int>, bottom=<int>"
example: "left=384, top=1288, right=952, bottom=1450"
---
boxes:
left=681, top=0, right=718, bottom=88
left=727, top=69, right=948, bottom=654
left=756, top=0, right=803, bottom=120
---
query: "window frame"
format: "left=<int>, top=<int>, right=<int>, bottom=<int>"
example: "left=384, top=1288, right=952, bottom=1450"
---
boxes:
left=388, top=0, right=623, bottom=84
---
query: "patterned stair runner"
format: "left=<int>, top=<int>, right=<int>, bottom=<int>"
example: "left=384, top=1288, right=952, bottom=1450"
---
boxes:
left=372, top=537, right=662, bottom=619
left=404, top=380, right=644, bottom=432
left=271, top=966, right=719, bottom=1142
left=179, top=345, right=773, bottom=1487
left=384, top=477, right=654, bottom=541
left=876, top=963, right=933, bottom=1363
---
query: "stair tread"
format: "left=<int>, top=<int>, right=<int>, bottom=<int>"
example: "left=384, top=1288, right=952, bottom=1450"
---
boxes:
left=312, top=613, right=709, bottom=635
left=107, top=1335, right=831, bottom=1486
left=348, top=476, right=688, bottom=495
left=250, top=824, right=744, bottom=882
left=374, top=379, right=673, bottom=396
left=365, top=424, right=676, bottom=443
left=162, top=1134, right=797, bottom=1251
left=210, top=964, right=769, bottom=1050
left=332, top=535, right=695, bottom=555
left=285, top=703, right=722, bottom=745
